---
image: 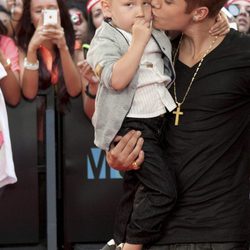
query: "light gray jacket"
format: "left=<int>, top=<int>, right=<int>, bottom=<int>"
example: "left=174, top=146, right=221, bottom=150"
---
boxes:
left=87, top=21, right=176, bottom=151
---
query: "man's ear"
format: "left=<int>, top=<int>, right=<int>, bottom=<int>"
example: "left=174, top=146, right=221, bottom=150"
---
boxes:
left=101, top=0, right=112, bottom=18
left=192, top=7, right=209, bottom=22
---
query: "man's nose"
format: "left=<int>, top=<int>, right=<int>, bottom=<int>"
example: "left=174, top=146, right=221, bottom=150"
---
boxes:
left=151, top=0, right=161, bottom=9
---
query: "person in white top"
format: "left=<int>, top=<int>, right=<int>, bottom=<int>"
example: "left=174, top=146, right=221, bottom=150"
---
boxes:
left=0, top=63, right=18, bottom=188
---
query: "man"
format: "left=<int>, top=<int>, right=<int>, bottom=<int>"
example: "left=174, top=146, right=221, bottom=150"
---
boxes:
left=105, top=0, right=250, bottom=249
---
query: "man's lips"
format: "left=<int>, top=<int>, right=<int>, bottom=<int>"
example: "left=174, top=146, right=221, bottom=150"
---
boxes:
left=152, top=13, right=158, bottom=21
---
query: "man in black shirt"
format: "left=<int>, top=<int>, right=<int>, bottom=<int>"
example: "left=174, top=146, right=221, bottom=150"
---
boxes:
left=156, top=27, right=250, bottom=245
left=105, top=0, right=250, bottom=249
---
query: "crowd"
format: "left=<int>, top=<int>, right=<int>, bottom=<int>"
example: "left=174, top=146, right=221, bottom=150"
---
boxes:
left=0, top=0, right=103, bottom=168
left=0, top=0, right=249, bottom=249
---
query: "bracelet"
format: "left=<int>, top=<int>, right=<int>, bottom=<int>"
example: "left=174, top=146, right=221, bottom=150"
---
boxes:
left=23, top=57, right=39, bottom=70
left=85, top=84, right=96, bottom=99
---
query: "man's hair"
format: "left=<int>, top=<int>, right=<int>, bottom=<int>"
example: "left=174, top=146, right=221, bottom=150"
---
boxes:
left=184, top=0, right=228, bottom=17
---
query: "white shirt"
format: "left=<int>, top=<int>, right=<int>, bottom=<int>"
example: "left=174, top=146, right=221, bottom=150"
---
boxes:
left=117, top=29, right=176, bottom=118
left=0, top=88, right=17, bottom=188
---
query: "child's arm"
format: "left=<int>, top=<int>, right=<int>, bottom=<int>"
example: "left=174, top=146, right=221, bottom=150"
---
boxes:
left=111, top=19, right=152, bottom=91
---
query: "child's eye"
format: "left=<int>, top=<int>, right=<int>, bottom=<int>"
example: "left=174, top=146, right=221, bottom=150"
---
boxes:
left=125, top=3, right=133, bottom=7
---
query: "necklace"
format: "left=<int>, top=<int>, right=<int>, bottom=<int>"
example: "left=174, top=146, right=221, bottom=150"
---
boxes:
left=172, top=34, right=218, bottom=126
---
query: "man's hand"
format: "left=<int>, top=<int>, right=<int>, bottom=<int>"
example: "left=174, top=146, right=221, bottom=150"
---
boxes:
left=106, top=130, right=144, bottom=171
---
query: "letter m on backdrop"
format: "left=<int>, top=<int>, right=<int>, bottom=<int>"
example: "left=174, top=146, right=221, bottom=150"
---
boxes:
left=86, top=148, right=122, bottom=180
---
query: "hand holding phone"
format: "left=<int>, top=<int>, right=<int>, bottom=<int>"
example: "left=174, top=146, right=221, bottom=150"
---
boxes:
left=43, top=9, right=58, bottom=26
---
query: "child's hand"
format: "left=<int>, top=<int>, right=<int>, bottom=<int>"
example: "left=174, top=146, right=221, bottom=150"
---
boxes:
left=132, top=18, right=152, bottom=47
left=209, top=11, right=230, bottom=36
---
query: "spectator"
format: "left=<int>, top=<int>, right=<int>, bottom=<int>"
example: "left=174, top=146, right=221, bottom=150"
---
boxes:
left=86, top=0, right=103, bottom=39
left=17, top=0, right=81, bottom=163
left=0, top=5, right=20, bottom=188
left=5, top=0, right=23, bottom=21
left=0, top=19, right=20, bottom=106
left=67, top=1, right=90, bottom=64
left=0, top=5, right=14, bottom=38
left=0, top=84, right=18, bottom=188
left=77, top=0, right=104, bottom=120
left=17, top=0, right=81, bottom=106
left=225, top=0, right=250, bottom=33
left=78, top=57, right=98, bottom=120
left=0, top=0, right=24, bottom=38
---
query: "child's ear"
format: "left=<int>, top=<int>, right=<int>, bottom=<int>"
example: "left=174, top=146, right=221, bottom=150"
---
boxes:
left=101, top=0, right=112, bottom=18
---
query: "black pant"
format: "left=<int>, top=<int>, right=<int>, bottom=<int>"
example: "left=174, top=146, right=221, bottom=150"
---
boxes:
left=143, top=242, right=250, bottom=250
left=114, top=116, right=177, bottom=244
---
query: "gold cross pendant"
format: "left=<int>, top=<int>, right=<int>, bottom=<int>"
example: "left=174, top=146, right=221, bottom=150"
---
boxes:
left=173, top=103, right=184, bottom=126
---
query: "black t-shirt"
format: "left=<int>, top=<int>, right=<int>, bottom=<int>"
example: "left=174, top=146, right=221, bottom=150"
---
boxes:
left=159, top=30, right=250, bottom=243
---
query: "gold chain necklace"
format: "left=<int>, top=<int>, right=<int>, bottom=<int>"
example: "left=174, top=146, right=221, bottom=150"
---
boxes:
left=172, top=34, right=218, bottom=126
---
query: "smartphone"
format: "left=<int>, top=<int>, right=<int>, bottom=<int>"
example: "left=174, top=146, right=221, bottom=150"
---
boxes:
left=43, top=9, right=58, bottom=26
left=221, top=7, right=238, bottom=30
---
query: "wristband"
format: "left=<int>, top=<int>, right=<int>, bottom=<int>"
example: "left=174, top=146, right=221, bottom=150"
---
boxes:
left=24, top=57, right=39, bottom=70
left=85, top=84, right=96, bottom=99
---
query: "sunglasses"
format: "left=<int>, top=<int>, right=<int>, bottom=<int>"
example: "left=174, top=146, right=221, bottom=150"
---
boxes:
left=228, top=4, right=250, bottom=16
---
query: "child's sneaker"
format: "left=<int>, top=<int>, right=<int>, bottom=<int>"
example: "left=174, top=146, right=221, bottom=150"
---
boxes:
left=100, top=239, right=117, bottom=250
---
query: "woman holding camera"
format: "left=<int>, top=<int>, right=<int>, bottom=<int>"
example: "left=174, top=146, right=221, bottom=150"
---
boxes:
left=17, top=0, right=81, bottom=164
left=17, top=0, right=81, bottom=104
